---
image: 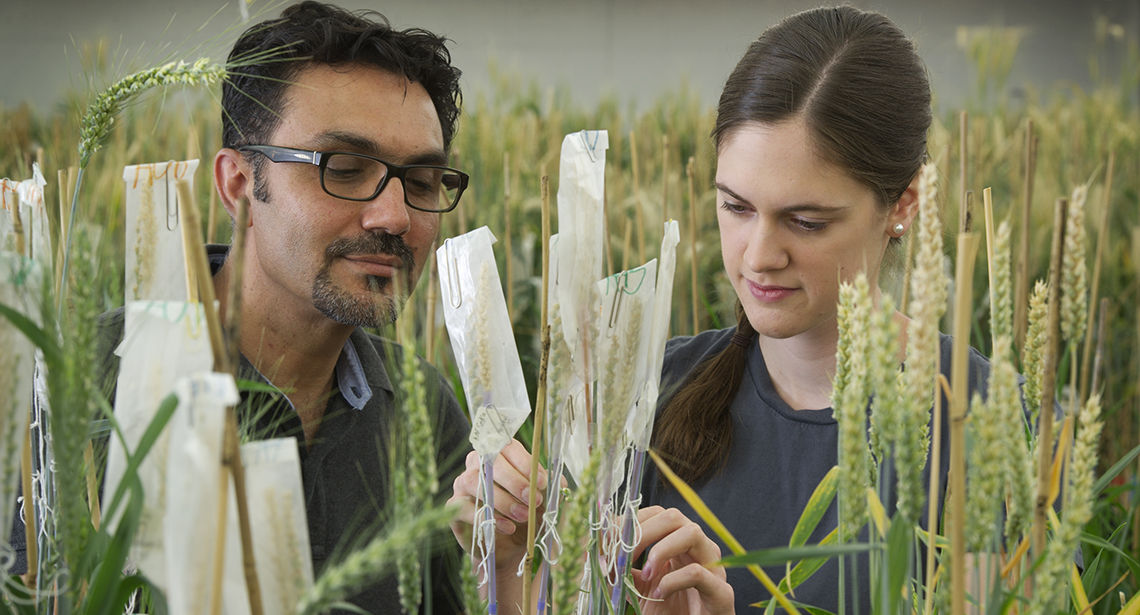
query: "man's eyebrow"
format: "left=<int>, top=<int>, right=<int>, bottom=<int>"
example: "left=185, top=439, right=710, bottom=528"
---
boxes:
left=311, top=131, right=449, bottom=166
left=715, top=181, right=849, bottom=214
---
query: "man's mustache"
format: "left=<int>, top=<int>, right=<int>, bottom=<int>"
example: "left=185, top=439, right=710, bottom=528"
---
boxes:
left=325, top=233, right=415, bottom=271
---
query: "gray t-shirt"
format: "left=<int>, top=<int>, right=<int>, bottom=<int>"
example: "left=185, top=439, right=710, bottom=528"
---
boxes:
left=643, top=327, right=992, bottom=615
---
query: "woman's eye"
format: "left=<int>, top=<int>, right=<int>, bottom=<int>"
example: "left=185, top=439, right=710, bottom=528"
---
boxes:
left=792, top=218, right=827, bottom=232
left=720, top=201, right=750, bottom=215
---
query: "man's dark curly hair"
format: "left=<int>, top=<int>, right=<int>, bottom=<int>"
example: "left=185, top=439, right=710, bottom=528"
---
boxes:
left=222, top=1, right=462, bottom=153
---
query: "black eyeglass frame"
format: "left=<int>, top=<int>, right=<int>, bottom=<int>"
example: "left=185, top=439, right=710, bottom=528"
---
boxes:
left=238, top=144, right=469, bottom=213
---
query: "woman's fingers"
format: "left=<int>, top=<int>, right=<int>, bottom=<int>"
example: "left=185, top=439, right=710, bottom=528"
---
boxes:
left=636, top=506, right=723, bottom=576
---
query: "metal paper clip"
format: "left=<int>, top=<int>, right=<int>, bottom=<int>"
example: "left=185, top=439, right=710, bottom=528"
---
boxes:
left=579, top=130, right=599, bottom=163
left=444, top=237, right=463, bottom=308
left=164, top=163, right=179, bottom=231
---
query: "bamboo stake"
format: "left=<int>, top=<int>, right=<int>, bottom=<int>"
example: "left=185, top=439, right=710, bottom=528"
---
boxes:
left=21, top=430, right=37, bottom=589
left=1090, top=297, right=1108, bottom=397
left=687, top=157, right=699, bottom=336
left=504, top=152, right=514, bottom=324
left=177, top=180, right=264, bottom=615
left=949, top=224, right=979, bottom=615
left=207, top=183, right=219, bottom=245
left=630, top=130, right=646, bottom=263
left=1032, top=197, right=1067, bottom=563
left=958, top=111, right=969, bottom=233
left=1079, top=151, right=1114, bottom=404
left=1015, top=121, right=1037, bottom=354
left=55, top=169, right=69, bottom=298
left=425, top=240, right=439, bottom=365
left=522, top=175, right=552, bottom=615
left=604, top=165, right=614, bottom=280
left=661, top=134, right=670, bottom=224
left=621, top=218, right=633, bottom=273
left=922, top=371, right=946, bottom=615
left=14, top=202, right=38, bottom=588
left=1135, top=226, right=1140, bottom=557
left=225, top=198, right=249, bottom=378
left=983, top=187, right=996, bottom=328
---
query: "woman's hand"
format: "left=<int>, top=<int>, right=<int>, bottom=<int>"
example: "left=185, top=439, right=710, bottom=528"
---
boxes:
left=447, top=439, right=548, bottom=573
left=629, top=506, right=735, bottom=615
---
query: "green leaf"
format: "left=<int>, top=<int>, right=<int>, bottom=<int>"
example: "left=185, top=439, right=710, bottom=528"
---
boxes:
left=756, top=596, right=837, bottom=615
left=789, top=467, right=838, bottom=548
left=0, top=301, right=60, bottom=366
left=1092, top=443, right=1140, bottom=495
left=235, top=378, right=285, bottom=394
left=102, top=393, right=178, bottom=526
left=719, top=542, right=879, bottom=568
left=1080, top=531, right=1140, bottom=580
left=777, top=528, right=839, bottom=594
left=885, top=512, right=911, bottom=615
left=82, top=473, right=145, bottom=615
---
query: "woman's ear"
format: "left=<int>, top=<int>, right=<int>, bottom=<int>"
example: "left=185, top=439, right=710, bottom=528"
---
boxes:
left=889, top=172, right=922, bottom=233
left=214, top=148, right=254, bottom=226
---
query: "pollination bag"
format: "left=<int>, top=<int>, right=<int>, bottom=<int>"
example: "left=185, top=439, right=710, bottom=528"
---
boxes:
left=1, top=165, right=51, bottom=267
left=163, top=372, right=249, bottom=615
left=555, top=130, right=607, bottom=382
left=437, top=226, right=530, bottom=456
left=0, top=252, right=41, bottom=555
left=104, top=300, right=214, bottom=588
left=241, top=438, right=314, bottom=615
left=123, top=160, right=199, bottom=301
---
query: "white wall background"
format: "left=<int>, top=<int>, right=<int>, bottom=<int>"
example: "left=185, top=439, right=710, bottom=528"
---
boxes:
left=3, top=0, right=1139, bottom=113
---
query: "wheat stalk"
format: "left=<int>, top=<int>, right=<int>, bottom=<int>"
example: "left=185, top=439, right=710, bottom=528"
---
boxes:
left=296, top=505, right=456, bottom=615
left=898, top=163, right=944, bottom=524
left=833, top=275, right=873, bottom=538
left=1025, top=395, right=1102, bottom=615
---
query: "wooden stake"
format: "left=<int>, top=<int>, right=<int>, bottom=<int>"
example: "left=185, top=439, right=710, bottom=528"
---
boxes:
left=959, top=111, right=969, bottom=233
left=177, top=180, right=264, bottom=615
left=630, top=130, right=646, bottom=263
left=1015, top=121, right=1037, bottom=354
left=522, top=175, right=552, bottom=615
left=504, top=152, right=514, bottom=324
left=21, top=411, right=37, bottom=589
left=206, top=183, right=219, bottom=245
left=1079, top=151, right=1114, bottom=404
left=621, top=218, right=633, bottom=273
left=687, top=157, right=699, bottom=336
left=1032, top=197, right=1067, bottom=564
left=949, top=229, right=980, bottom=615
left=983, top=187, right=997, bottom=337
left=661, top=134, right=670, bottom=224
left=425, top=240, right=439, bottom=365
left=1090, top=297, right=1108, bottom=396
left=55, top=169, right=68, bottom=298
left=923, top=372, right=947, bottom=615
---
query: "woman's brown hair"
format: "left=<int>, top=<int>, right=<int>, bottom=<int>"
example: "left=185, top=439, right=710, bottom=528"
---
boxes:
left=653, top=6, right=932, bottom=485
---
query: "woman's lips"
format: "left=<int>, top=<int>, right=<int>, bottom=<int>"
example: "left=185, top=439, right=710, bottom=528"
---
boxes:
left=747, top=280, right=796, bottom=303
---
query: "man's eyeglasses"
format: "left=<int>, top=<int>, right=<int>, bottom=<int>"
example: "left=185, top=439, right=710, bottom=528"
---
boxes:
left=239, top=145, right=469, bottom=213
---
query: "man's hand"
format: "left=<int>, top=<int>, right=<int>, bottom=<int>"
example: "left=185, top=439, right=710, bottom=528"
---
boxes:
left=447, top=439, right=548, bottom=573
left=628, top=506, right=736, bottom=615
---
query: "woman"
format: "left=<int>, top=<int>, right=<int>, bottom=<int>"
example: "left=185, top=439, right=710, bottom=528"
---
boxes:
left=451, top=6, right=968, bottom=614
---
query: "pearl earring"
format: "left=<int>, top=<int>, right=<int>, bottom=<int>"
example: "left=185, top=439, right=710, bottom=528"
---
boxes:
left=892, top=222, right=905, bottom=236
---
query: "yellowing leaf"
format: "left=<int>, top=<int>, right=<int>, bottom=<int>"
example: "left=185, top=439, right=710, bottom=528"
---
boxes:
left=649, top=449, right=801, bottom=615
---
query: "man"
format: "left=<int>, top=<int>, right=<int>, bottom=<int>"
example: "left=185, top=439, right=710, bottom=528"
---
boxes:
left=12, top=2, right=474, bottom=613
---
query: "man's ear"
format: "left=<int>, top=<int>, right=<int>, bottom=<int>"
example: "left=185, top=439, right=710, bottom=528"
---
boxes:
left=214, top=148, right=254, bottom=226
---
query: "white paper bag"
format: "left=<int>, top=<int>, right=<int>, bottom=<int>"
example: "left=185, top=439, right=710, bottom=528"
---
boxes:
left=123, top=160, right=199, bottom=301
left=104, top=300, right=214, bottom=589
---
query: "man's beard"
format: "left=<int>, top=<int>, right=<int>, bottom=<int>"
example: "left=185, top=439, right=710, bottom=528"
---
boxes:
left=311, top=232, right=416, bottom=328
